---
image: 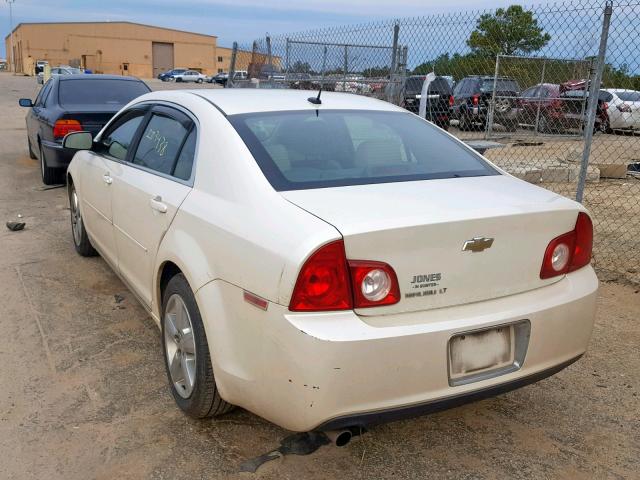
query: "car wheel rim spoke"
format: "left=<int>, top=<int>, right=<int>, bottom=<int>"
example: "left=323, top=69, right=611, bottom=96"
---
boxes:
left=71, top=191, right=82, bottom=244
left=163, top=293, right=196, bottom=398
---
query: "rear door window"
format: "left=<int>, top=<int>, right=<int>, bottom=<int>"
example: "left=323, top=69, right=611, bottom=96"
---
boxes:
left=132, top=112, right=191, bottom=175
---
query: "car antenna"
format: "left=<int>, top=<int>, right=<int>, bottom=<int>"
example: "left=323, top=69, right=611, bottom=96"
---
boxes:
left=307, top=86, right=322, bottom=105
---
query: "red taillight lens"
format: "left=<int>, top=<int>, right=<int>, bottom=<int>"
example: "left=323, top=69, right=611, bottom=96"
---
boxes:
left=449, top=95, right=454, bottom=107
left=349, top=260, right=400, bottom=308
left=472, top=94, right=479, bottom=106
left=289, top=241, right=401, bottom=311
left=289, top=240, right=352, bottom=312
left=53, top=119, right=83, bottom=139
left=540, top=212, right=593, bottom=279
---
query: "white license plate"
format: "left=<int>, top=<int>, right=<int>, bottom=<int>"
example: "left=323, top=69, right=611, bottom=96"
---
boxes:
left=449, top=325, right=515, bottom=381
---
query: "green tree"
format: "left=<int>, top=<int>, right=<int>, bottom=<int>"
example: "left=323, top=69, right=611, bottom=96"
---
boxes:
left=467, top=5, right=551, bottom=57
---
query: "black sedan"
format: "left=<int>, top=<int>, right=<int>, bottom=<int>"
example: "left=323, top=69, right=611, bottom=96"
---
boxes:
left=158, top=68, right=187, bottom=81
left=19, top=74, right=150, bottom=184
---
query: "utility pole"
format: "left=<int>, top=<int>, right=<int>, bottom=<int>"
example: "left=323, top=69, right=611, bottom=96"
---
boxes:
left=6, top=0, right=16, bottom=74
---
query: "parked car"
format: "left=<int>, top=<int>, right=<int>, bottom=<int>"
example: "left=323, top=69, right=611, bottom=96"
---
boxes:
left=452, top=76, right=520, bottom=131
left=62, top=89, right=597, bottom=433
left=208, top=72, right=228, bottom=84
left=287, top=72, right=313, bottom=89
left=515, top=82, right=611, bottom=133
left=158, top=68, right=187, bottom=82
left=19, top=74, right=151, bottom=184
left=211, top=71, right=248, bottom=87
left=402, top=75, right=453, bottom=130
left=37, top=65, right=84, bottom=84
left=602, top=89, right=640, bottom=132
left=172, top=70, right=207, bottom=83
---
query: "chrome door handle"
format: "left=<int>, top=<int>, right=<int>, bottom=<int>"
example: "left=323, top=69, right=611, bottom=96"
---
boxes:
left=103, top=174, right=113, bottom=185
left=150, top=195, right=168, bottom=213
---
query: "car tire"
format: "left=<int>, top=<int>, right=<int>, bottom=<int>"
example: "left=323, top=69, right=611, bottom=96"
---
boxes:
left=176, top=77, right=182, bottom=83
left=69, top=183, right=98, bottom=257
left=28, top=138, right=37, bottom=159
left=197, top=78, right=203, bottom=84
left=503, top=120, right=517, bottom=132
left=162, top=274, right=234, bottom=418
left=39, top=144, right=64, bottom=185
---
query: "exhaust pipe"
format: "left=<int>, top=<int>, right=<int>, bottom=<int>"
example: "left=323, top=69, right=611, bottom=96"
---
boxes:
left=325, top=429, right=352, bottom=447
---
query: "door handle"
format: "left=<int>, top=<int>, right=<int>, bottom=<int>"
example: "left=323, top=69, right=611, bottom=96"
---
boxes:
left=150, top=195, right=168, bottom=213
left=103, top=173, right=113, bottom=185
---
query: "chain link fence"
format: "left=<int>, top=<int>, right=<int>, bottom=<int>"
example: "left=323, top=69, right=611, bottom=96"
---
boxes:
left=229, top=0, right=640, bottom=284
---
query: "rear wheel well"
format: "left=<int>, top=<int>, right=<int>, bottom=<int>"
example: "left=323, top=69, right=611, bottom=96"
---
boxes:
left=159, top=262, right=182, bottom=302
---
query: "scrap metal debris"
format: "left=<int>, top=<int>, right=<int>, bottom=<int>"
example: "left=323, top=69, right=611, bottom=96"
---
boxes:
left=239, top=431, right=331, bottom=473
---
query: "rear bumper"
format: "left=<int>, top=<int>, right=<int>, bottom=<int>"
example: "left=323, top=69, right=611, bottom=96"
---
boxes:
left=41, top=140, right=75, bottom=168
left=198, top=266, right=598, bottom=432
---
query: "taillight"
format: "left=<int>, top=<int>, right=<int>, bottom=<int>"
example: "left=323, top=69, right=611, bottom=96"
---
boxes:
left=289, top=241, right=352, bottom=312
left=449, top=95, right=454, bottom=107
left=289, top=241, right=401, bottom=311
left=349, top=261, right=400, bottom=308
left=617, top=103, right=632, bottom=112
left=53, top=119, right=83, bottom=139
left=540, top=212, right=593, bottom=279
left=472, top=94, right=480, bottom=106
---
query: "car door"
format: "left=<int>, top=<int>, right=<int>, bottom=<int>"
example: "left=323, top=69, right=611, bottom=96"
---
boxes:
left=27, top=80, right=53, bottom=148
left=81, top=107, right=149, bottom=268
left=110, top=105, right=195, bottom=307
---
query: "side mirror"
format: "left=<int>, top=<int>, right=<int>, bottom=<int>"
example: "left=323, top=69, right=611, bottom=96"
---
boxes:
left=19, top=98, right=34, bottom=107
left=63, top=131, right=93, bottom=150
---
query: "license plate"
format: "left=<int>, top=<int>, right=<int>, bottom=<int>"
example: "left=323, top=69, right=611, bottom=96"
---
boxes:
left=449, top=325, right=515, bottom=382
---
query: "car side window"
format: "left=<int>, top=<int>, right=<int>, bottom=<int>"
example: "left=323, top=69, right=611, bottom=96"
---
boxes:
left=35, top=81, right=53, bottom=107
left=132, top=112, right=191, bottom=176
left=173, top=129, right=196, bottom=181
left=100, top=110, right=147, bottom=161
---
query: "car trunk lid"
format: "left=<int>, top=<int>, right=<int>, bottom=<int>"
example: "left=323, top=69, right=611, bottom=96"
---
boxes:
left=282, top=175, right=582, bottom=316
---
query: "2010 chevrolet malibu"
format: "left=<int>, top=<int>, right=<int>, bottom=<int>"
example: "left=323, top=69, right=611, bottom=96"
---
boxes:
left=63, top=89, right=598, bottom=432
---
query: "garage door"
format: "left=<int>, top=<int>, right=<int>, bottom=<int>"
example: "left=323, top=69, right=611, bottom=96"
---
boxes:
left=152, top=42, right=174, bottom=78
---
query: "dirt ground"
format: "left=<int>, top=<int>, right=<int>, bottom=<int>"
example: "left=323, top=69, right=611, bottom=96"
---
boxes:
left=0, top=72, right=638, bottom=479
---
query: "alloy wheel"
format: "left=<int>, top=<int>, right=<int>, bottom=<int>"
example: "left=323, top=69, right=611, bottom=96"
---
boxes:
left=70, top=189, right=83, bottom=246
left=164, top=294, right=197, bottom=398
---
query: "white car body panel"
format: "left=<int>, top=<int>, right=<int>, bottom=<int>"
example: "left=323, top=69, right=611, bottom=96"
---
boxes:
left=67, top=89, right=598, bottom=432
left=604, top=89, right=640, bottom=130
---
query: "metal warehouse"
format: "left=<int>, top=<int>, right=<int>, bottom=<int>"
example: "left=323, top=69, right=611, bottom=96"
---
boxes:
left=4, top=21, right=218, bottom=78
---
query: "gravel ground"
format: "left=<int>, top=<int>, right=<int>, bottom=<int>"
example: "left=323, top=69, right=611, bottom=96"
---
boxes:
left=0, top=72, right=638, bottom=479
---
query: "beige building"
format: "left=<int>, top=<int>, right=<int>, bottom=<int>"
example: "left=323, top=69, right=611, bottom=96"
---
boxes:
left=4, top=21, right=217, bottom=78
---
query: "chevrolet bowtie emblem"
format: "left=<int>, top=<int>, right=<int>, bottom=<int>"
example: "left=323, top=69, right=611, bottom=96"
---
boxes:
left=462, top=237, right=494, bottom=253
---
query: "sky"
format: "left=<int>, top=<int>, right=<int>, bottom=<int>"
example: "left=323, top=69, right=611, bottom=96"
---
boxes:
left=0, top=0, right=560, bottom=58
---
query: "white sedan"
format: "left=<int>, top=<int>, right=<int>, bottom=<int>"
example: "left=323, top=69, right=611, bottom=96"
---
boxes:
left=63, top=89, right=598, bottom=433
left=603, top=89, right=640, bottom=131
left=172, top=70, right=207, bottom=83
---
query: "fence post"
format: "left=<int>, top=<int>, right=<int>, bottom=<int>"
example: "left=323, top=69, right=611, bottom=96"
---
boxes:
left=576, top=1, right=613, bottom=203
left=266, top=35, right=272, bottom=72
left=285, top=38, right=290, bottom=76
left=343, top=44, right=348, bottom=91
left=321, top=45, right=327, bottom=83
left=388, top=23, right=400, bottom=103
left=533, top=58, right=547, bottom=135
left=227, top=41, right=238, bottom=88
left=485, top=54, right=501, bottom=139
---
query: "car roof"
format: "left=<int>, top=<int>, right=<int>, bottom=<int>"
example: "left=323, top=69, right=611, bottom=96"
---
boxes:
left=58, top=74, right=144, bottom=82
left=145, top=89, right=404, bottom=116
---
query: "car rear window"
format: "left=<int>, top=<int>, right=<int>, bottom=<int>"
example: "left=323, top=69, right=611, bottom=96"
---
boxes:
left=405, top=77, right=451, bottom=94
left=615, top=90, right=640, bottom=102
left=59, top=79, right=150, bottom=106
left=481, top=79, right=519, bottom=93
left=229, top=110, right=497, bottom=191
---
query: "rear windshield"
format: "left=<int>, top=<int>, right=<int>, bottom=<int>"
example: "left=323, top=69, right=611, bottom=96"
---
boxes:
left=59, top=80, right=150, bottom=106
left=615, top=90, right=640, bottom=102
left=481, top=79, right=519, bottom=93
left=229, top=110, right=497, bottom=191
left=406, top=77, right=451, bottom=94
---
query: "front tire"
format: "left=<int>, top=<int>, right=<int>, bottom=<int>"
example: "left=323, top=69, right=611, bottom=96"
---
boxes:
left=162, top=274, right=233, bottom=418
left=197, top=78, right=203, bottom=84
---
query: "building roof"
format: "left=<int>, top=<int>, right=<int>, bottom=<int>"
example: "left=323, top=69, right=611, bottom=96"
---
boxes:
left=5, top=21, right=217, bottom=41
